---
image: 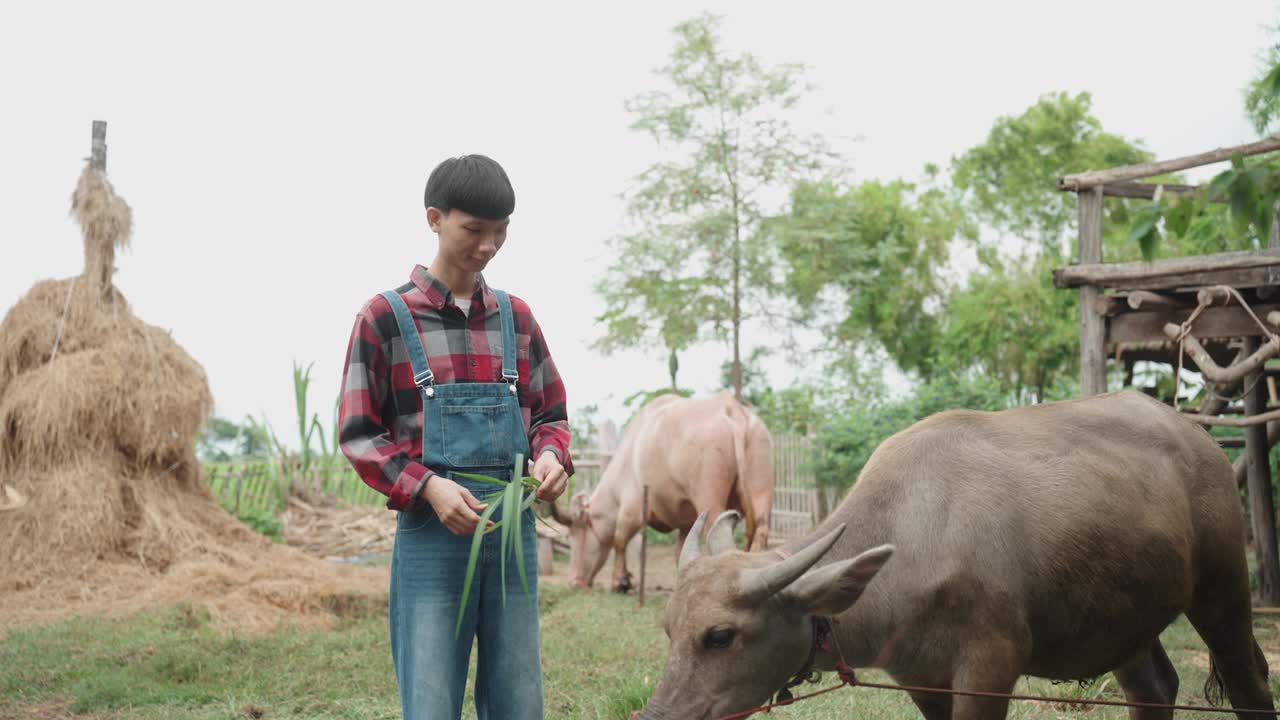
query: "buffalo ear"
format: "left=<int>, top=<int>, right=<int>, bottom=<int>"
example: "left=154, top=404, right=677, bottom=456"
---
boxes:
left=780, top=545, right=893, bottom=617
left=707, top=510, right=742, bottom=555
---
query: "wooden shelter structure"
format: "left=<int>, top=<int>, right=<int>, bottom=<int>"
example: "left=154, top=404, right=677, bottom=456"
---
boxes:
left=1054, top=135, right=1280, bottom=605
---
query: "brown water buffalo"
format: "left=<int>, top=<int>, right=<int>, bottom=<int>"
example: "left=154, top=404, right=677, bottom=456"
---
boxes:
left=638, top=391, right=1274, bottom=720
left=564, top=392, right=774, bottom=591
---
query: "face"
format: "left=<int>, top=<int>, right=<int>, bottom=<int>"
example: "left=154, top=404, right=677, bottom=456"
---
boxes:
left=427, top=207, right=509, bottom=273
left=637, top=514, right=894, bottom=720
left=641, top=558, right=813, bottom=719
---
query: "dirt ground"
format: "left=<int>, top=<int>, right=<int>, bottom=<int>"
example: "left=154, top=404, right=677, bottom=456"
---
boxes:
left=280, top=499, right=682, bottom=596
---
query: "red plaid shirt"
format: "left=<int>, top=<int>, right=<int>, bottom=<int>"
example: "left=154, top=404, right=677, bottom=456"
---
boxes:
left=338, top=265, right=573, bottom=511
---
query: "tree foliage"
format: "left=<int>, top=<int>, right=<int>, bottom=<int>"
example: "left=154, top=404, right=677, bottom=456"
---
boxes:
left=936, top=92, right=1152, bottom=400
left=937, top=253, right=1079, bottom=403
left=951, top=91, right=1151, bottom=257
left=1245, top=26, right=1280, bottom=135
left=771, top=177, right=969, bottom=377
left=196, top=415, right=271, bottom=462
left=811, top=373, right=1009, bottom=492
left=594, top=12, right=841, bottom=399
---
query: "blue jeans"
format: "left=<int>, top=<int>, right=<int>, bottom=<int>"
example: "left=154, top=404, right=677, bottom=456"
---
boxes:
left=389, top=476, right=543, bottom=720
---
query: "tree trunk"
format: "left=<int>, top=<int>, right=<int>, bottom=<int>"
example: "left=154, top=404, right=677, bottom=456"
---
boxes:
left=731, top=193, right=743, bottom=402
left=668, top=349, right=679, bottom=392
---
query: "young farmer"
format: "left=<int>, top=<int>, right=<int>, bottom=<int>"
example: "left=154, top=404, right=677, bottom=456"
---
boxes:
left=338, top=154, right=571, bottom=719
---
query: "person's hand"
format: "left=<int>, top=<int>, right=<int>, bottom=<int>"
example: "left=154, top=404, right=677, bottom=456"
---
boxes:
left=531, top=449, right=568, bottom=503
left=420, top=475, right=494, bottom=536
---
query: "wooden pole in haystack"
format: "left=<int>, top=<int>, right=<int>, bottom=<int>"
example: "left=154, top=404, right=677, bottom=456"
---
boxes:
left=637, top=484, right=648, bottom=608
left=90, top=121, right=112, bottom=299
left=91, top=120, right=106, bottom=172
left=77, top=120, right=131, bottom=303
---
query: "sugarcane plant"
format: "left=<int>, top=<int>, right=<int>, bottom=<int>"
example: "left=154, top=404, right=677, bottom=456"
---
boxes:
left=451, top=452, right=543, bottom=638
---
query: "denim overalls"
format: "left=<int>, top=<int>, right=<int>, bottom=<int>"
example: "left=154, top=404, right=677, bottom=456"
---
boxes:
left=380, top=288, right=542, bottom=720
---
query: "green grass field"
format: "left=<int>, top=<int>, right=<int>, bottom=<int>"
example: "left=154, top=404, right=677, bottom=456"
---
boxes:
left=3, top=579, right=1280, bottom=720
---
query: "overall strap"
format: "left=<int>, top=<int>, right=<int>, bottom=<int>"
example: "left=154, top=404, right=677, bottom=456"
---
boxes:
left=378, top=290, right=434, bottom=387
left=492, top=289, right=519, bottom=385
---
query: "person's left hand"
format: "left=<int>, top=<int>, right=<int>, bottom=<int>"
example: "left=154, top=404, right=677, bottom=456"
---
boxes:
left=531, top=449, right=568, bottom=503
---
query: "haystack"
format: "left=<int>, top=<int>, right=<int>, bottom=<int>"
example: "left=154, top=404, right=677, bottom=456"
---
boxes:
left=0, top=157, right=384, bottom=634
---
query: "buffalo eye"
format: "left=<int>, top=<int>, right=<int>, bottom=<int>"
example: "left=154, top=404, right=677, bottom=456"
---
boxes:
left=703, top=627, right=736, bottom=650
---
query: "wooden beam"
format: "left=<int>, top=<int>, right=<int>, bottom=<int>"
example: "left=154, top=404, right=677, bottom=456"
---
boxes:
left=1109, top=304, right=1280, bottom=345
left=1079, top=187, right=1106, bottom=396
left=1098, top=181, right=1218, bottom=202
left=1054, top=248, right=1280, bottom=289
left=1125, top=290, right=1191, bottom=311
left=1058, top=136, right=1280, bottom=191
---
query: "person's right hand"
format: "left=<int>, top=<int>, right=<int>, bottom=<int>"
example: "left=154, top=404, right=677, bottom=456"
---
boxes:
left=420, top=475, right=494, bottom=536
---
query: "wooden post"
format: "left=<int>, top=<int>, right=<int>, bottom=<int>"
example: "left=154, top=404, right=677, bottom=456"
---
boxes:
left=91, top=120, right=106, bottom=172
left=1245, top=335, right=1280, bottom=605
left=637, top=484, right=648, bottom=608
left=1078, top=187, right=1107, bottom=396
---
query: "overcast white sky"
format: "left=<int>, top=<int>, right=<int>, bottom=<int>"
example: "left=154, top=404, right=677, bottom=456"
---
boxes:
left=1, top=1, right=1274, bottom=451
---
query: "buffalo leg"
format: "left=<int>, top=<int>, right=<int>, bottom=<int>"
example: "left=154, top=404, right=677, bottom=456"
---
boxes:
left=906, top=688, right=952, bottom=720
left=610, top=515, right=644, bottom=593
left=1111, top=641, right=1177, bottom=720
left=1186, top=566, right=1275, bottom=719
left=949, top=639, right=1021, bottom=720
left=1186, top=612, right=1274, bottom=719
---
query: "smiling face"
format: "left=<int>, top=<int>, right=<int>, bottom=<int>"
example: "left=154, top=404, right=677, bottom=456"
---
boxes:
left=427, top=207, right=509, bottom=275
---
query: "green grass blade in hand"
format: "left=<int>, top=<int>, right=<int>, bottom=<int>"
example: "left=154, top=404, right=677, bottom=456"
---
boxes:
left=456, top=493, right=505, bottom=639
left=452, top=471, right=507, bottom=487
left=499, top=475, right=522, bottom=608
left=511, top=453, right=531, bottom=600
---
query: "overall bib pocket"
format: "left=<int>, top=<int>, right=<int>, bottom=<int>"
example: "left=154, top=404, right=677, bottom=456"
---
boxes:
left=440, top=402, right=513, bottom=468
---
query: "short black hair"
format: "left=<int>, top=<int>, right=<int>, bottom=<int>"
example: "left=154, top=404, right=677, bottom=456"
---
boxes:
left=423, top=155, right=515, bottom=220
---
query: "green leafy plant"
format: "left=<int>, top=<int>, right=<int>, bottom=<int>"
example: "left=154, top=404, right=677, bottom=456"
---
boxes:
left=451, top=453, right=542, bottom=638
left=234, top=506, right=283, bottom=540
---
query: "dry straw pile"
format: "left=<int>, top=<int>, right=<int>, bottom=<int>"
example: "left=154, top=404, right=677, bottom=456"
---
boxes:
left=0, top=162, right=384, bottom=634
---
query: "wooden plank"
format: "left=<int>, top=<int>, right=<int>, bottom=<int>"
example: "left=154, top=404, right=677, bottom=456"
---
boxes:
left=1123, top=290, right=1193, bottom=311
left=1097, top=181, right=1215, bottom=202
left=1054, top=249, right=1280, bottom=289
left=1108, top=304, right=1280, bottom=344
left=1058, top=136, right=1280, bottom=191
left=1080, top=266, right=1280, bottom=292
left=1079, top=187, right=1107, bottom=396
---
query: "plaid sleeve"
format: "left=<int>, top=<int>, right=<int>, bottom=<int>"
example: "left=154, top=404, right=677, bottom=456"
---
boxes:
left=524, top=312, right=573, bottom=475
left=337, top=299, right=436, bottom=511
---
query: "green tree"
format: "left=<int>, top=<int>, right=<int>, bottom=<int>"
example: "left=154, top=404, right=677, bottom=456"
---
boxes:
left=596, top=12, right=841, bottom=401
left=1245, top=25, right=1280, bottom=135
left=811, top=373, right=1008, bottom=492
left=770, top=176, right=968, bottom=378
left=196, top=416, right=271, bottom=462
left=937, top=253, right=1078, bottom=403
left=1129, top=30, right=1280, bottom=259
left=951, top=91, right=1151, bottom=259
left=938, top=92, right=1152, bottom=399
